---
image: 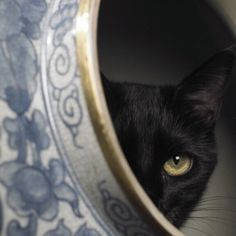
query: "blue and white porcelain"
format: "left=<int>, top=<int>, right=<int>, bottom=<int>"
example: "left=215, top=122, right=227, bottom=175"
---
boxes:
left=4, top=0, right=235, bottom=235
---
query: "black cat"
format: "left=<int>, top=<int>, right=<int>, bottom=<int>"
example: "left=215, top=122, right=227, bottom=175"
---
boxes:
left=102, top=48, right=235, bottom=228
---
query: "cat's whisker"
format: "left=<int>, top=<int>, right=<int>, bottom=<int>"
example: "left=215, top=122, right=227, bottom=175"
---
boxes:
left=186, top=217, right=216, bottom=233
left=198, top=200, right=236, bottom=205
left=202, top=196, right=231, bottom=200
left=188, top=215, right=236, bottom=227
left=201, top=195, right=236, bottom=201
left=184, top=202, right=236, bottom=211
left=195, top=202, right=236, bottom=213
left=182, top=225, right=213, bottom=236
left=195, top=202, right=236, bottom=208
left=193, top=207, right=236, bottom=214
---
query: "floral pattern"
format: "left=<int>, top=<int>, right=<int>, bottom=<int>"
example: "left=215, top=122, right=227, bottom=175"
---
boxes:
left=0, top=0, right=46, bottom=116
left=0, top=0, right=46, bottom=40
left=44, top=221, right=102, bottom=236
left=0, top=33, right=37, bottom=114
left=7, top=214, right=38, bottom=236
left=75, top=224, right=102, bottom=236
left=4, top=110, right=50, bottom=162
left=0, top=159, right=81, bottom=221
left=44, top=220, right=71, bottom=236
left=0, top=0, right=85, bottom=235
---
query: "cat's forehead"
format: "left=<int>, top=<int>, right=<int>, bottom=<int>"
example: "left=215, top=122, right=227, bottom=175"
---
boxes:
left=123, top=84, right=212, bottom=150
left=125, top=83, right=170, bottom=106
left=124, top=84, right=176, bottom=123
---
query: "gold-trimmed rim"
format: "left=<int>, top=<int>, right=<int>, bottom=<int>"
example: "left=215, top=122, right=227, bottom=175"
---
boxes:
left=76, top=1, right=184, bottom=235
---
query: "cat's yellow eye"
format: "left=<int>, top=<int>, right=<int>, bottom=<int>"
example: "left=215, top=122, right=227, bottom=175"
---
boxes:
left=163, top=155, right=193, bottom=176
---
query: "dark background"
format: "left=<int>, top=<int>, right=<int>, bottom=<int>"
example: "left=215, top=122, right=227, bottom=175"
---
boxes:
left=98, top=1, right=236, bottom=235
left=98, top=0, right=235, bottom=85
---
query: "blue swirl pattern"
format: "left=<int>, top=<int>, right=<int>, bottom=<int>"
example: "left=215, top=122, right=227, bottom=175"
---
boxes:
left=48, top=0, right=83, bottom=149
left=99, top=181, right=154, bottom=236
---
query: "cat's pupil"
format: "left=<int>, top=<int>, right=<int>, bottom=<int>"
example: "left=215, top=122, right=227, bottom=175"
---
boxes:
left=173, top=156, right=180, bottom=165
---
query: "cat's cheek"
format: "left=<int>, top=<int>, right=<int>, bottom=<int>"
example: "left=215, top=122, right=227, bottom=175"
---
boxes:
left=158, top=192, right=194, bottom=228
left=161, top=171, right=168, bottom=183
left=157, top=199, right=182, bottom=227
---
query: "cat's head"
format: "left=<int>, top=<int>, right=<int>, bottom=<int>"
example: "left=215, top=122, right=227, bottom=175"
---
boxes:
left=102, top=48, right=235, bottom=228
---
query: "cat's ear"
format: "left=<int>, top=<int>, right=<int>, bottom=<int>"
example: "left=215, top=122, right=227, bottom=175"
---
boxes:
left=101, top=72, right=114, bottom=103
left=100, top=72, right=124, bottom=119
left=101, top=72, right=121, bottom=101
left=176, top=47, right=235, bottom=125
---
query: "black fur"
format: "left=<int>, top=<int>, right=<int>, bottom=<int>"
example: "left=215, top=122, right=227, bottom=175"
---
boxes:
left=102, top=48, right=235, bottom=228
